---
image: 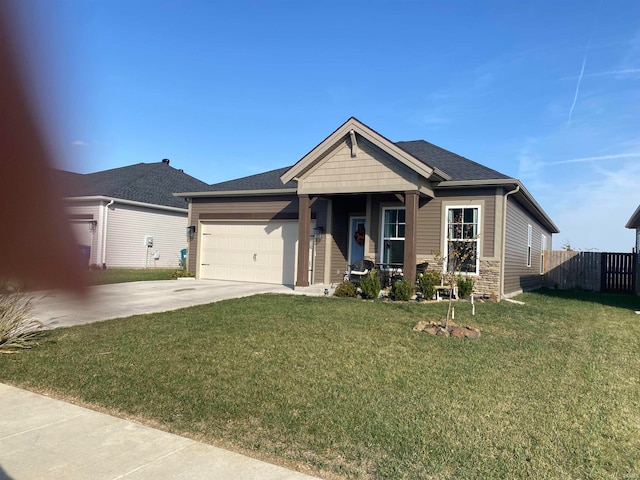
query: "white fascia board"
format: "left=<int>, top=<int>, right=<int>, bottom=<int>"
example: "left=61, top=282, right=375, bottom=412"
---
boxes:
left=173, top=188, right=298, bottom=198
left=625, top=205, right=640, bottom=229
left=64, top=196, right=187, bottom=213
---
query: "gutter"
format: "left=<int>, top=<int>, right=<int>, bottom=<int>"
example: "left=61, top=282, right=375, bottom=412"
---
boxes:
left=65, top=195, right=187, bottom=214
left=500, top=185, right=520, bottom=300
left=174, top=188, right=298, bottom=198
left=101, top=200, right=114, bottom=268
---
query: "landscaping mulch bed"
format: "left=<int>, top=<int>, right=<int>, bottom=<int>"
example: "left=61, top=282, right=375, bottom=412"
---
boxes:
left=413, top=319, right=481, bottom=338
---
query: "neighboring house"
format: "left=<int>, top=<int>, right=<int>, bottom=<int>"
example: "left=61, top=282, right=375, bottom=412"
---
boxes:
left=176, top=118, right=559, bottom=298
left=625, top=205, right=640, bottom=294
left=55, top=159, right=210, bottom=269
left=626, top=205, right=640, bottom=252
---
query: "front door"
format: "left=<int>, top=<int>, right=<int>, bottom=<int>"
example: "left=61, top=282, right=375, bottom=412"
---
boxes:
left=348, top=216, right=366, bottom=266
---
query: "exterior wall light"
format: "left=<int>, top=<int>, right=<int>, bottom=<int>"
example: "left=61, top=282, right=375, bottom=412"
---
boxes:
left=186, top=225, right=196, bottom=241
left=314, top=226, right=324, bottom=243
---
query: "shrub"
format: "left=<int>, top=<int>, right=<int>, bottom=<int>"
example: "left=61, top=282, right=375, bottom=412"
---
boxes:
left=390, top=279, right=414, bottom=301
left=417, top=271, right=441, bottom=300
left=170, top=268, right=195, bottom=279
left=359, top=269, right=381, bottom=300
left=334, top=281, right=357, bottom=298
left=456, top=274, right=474, bottom=299
left=0, top=286, right=45, bottom=352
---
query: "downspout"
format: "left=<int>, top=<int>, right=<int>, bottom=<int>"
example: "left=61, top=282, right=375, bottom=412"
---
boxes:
left=101, top=200, right=114, bottom=268
left=500, top=185, right=520, bottom=300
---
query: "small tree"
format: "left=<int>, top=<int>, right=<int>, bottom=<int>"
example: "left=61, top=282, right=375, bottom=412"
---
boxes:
left=437, top=235, right=478, bottom=328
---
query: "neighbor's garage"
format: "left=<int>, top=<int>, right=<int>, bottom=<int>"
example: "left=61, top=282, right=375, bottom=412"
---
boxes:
left=199, top=221, right=299, bottom=285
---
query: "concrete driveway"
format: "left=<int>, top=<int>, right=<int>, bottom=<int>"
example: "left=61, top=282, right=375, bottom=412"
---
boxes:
left=30, top=279, right=326, bottom=329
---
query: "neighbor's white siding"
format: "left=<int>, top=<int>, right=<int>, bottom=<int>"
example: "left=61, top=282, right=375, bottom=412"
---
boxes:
left=105, top=203, right=187, bottom=268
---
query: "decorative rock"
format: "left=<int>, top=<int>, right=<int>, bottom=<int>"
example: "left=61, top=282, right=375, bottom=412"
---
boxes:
left=464, top=329, right=481, bottom=338
left=450, top=327, right=466, bottom=338
left=413, top=320, right=428, bottom=331
left=436, top=327, right=450, bottom=337
left=423, top=326, right=438, bottom=335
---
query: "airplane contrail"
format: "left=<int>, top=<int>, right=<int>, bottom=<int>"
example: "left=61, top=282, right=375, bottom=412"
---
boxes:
left=568, top=39, right=591, bottom=126
left=560, top=68, right=640, bottom=80
left=548, top=153, right=640, bottom=165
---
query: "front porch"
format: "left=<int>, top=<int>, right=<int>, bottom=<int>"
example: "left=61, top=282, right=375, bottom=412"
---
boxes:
left=296, top=191, right=425, bottom=287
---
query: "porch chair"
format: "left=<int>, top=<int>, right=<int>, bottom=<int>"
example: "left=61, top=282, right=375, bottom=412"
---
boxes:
left=347, top=258, right=375, bottom=284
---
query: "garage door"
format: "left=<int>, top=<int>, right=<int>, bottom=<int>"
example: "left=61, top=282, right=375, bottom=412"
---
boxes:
left=199, top=221, right=300, bottom=285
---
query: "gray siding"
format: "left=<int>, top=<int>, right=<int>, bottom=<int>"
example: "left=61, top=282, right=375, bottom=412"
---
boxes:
left=328, top=196, right=366, bottom=284
left=504, top=198, right=553, bottom=295
left=416, top=188, right=497, bottom=260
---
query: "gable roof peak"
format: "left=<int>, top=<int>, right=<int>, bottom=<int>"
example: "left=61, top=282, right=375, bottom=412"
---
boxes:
left=280, top=117, right=445, bottom=184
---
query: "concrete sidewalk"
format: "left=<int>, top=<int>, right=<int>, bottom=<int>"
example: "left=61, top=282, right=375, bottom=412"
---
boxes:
left=3, top=280, right=331, bottom=479
left=0, top=383, right=320, bottom=480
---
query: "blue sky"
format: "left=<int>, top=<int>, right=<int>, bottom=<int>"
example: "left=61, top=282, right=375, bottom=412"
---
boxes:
left=17, top=0, right=640, bottom=251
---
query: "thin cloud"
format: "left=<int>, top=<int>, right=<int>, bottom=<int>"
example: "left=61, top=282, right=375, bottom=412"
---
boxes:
left=561, top=68, right=640, bottom=80
left=72, top=140, right=88, bottom=147
left=546, top=152, right=640, bottom=165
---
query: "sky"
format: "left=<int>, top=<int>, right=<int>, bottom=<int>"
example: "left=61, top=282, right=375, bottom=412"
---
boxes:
left=12, top=0, right=640, bottom=252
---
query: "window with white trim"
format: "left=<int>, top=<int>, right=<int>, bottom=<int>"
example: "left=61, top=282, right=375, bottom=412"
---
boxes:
left=527, top=224, right=533, bottom=267
left=445, top=206, right=480, bottom=274
left=540, top=234, right=547, bottom=274
left=381, top=207, right=405, bottom=265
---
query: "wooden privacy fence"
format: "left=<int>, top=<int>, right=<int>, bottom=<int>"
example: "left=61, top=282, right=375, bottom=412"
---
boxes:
left=544, top=251, right=637, bottom=294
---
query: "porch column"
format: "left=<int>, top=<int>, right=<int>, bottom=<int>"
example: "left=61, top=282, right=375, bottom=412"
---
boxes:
left=296, top=194, right=311, bottom=287
left=403, top=190, right=419, bottom=285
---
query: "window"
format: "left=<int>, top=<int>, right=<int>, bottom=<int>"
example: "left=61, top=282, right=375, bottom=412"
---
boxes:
left=445, top=206, right=479, bottom=274
left=527, top=224, right=533, bottom=267
left=540, top=234, right=547, bottom=274
left=381, top=207, right=405, bottom=265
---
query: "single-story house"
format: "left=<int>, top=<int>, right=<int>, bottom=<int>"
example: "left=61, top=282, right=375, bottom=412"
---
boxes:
left=176, top=118, right=559, bottom=298
left=55, top=159, right=210, bottom=269
left=625, top=205, right=640, bottom=294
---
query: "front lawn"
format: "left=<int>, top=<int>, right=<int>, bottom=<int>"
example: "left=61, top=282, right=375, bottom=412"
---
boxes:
left=1, top=290, right=639, bottom=479
left=87, top=268, right=177, bottom=285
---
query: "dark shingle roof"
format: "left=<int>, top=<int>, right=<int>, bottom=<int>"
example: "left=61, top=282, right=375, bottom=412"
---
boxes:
left=206, top=166, right=297, bottom=192
left=204, top=139, right=511, bottom=192
left=56, top=162, right=210, bottom=209
left=395, top=140, right=511, bottom=181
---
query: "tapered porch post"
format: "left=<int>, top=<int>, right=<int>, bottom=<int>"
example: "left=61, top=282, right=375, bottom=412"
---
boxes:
left=296, top=194, right=311, bottom=287
left=403, top=191, right=419, bottom=285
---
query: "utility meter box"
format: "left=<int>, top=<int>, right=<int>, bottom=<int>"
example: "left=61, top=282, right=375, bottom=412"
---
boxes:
left=145, top=235, right=153, bottom=248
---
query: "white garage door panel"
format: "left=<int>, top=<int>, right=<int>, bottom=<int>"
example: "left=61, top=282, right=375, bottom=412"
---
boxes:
left=200, top=221, right=299, bottom=285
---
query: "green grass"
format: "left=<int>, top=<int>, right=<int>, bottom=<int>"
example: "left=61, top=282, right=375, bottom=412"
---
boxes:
left=1, top=289, right=639, bottom=479
left=87, top=268, right=177, bottom=285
